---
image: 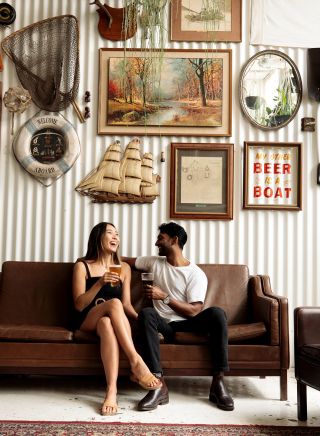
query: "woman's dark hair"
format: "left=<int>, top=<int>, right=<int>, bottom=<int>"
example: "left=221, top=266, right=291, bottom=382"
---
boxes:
left=158, top=222, right=187, bottom=249
left=83, top=222, right=120, bottom=263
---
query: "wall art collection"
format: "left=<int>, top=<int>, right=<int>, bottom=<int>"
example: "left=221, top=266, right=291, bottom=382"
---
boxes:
left=0, top=0, right=312, bottom=214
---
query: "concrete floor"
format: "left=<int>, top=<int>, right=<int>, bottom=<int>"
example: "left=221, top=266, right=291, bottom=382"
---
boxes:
left=0, top=369, right=319, bottom=427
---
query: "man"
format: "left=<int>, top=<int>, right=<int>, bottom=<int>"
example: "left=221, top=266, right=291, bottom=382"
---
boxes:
left=125, top=222, right=234, bottom=412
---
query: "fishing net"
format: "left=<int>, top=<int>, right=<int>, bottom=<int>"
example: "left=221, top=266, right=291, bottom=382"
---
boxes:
left=1, top=15, right=80, bottom=113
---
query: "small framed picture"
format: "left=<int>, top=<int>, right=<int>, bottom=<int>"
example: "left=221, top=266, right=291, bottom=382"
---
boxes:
left=243, top=141, right=302, bottom=210
left=171, top=0, right=242, bottom=42
left=170, top=142, right=234, bottom=220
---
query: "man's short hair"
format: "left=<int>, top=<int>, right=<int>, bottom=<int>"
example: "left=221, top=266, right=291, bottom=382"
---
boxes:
left=158, top=222, right=187, bottom=249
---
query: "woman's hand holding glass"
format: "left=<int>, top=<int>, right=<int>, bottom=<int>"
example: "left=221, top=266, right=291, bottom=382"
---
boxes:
left=100, top=267, right=121, bottom=287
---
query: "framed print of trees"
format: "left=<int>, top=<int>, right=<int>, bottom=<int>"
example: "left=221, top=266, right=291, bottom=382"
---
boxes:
left=98, top=48, right=232, bottom=136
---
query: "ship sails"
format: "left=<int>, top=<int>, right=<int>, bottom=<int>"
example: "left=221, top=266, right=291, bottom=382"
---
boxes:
left=76, top=138, right=160, bottom=203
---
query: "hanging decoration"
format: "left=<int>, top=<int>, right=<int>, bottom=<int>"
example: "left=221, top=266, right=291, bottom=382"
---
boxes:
left=76, top=138, right=160, bottom=204
left=0, top=3, right=16, bottom=26
left=124, top=0, right=168, bottom=88
left=1, top=15, right=84, bottom=122
left=3, top=86, right=32, bottom=135
left=13, top=111, right=80, bottom=187
left=90, top=0, right=137, bottom=41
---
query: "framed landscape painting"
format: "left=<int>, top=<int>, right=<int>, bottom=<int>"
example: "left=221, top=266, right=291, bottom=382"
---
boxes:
left=171, top=0, right=242, bottom=42
left=98, top=48, right=232, bottom=136
left=170, top=142, right=234, bottom=220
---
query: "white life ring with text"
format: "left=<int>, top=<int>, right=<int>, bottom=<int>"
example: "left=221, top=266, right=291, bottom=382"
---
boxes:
left=13, top=110, right=80, bottom=186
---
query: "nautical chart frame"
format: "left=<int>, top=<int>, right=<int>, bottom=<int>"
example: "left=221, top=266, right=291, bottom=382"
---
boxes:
left=170, top=0, right=242, bottom=42
left=170, top=142, right=234, bottom=220
left=98, top=48, right=232, bottom=136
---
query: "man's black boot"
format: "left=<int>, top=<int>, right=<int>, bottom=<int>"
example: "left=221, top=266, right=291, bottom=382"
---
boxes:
left=137, top=377, right=169, bottom=411
left=209, top=375, right=234, bottom=411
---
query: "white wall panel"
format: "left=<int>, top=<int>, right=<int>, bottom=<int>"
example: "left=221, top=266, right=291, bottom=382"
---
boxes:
left=1, top=1, right=320, bottom=358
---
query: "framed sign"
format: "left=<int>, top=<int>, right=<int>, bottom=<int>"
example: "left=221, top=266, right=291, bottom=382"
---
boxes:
left=98, top=48, right=232, bottom=136
left=171, top=0, right=242, bottom=42
left=243, top=141, right=302, bottom=210
left=170, top=142, right=234, bottom=220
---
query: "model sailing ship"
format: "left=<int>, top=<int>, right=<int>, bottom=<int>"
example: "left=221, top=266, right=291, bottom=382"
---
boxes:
left=75, top=138, right=161, bottom=203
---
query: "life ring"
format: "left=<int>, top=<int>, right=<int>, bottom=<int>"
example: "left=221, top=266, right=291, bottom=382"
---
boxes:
left=13, top=110, right=80, bottom=186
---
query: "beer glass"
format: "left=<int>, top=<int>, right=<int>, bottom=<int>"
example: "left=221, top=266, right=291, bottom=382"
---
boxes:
left=141, top=272, right=154, bottom=289
left=109, top=264, right=121, bottom=287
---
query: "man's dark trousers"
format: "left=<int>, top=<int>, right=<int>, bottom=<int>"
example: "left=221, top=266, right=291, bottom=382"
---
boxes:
left=137, top=306, right=229, bottom=374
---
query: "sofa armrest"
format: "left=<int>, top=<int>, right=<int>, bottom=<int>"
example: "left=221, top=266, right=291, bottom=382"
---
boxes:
left=249, top=276, right=279, bottom=345
left=259, top=275, right=289, bottom=368
left=294, top=307, right=320, bottom=349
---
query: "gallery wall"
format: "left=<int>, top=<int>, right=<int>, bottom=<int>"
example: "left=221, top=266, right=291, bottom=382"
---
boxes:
left=0, top=0, right=319, bottom=350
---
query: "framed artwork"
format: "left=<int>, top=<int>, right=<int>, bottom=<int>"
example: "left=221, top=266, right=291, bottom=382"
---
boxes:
left=98, top=48, right=232, bottom=136
left=171, top=0, right=242, bottom=42
left=170, top=142, right=234, bottom=220
left=243, top=141, right=302, bottom=210
left=0, top=82, right=2, bottom=137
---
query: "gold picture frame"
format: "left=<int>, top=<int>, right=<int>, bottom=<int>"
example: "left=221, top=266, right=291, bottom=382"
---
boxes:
left=98, top=48, right=232, bottom=136
left=170, top=0, right=242, bottom=42
left=243, top=141, right=302, bottom=210
left=170, top=142, right=234, bottom=220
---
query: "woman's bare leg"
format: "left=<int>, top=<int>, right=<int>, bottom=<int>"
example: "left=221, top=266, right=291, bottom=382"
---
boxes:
left=96, top=317, right=119, bottom=415
left=81, top=299, right=160, bottom=387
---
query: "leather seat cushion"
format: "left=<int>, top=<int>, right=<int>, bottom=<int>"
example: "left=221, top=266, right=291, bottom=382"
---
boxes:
left=0, top=324, right=73, bottom=342
left=300, top=344, right=320, bottom=363
left=73, top=329, right=99, bottom=343
left=173, top=322, right=267, bottom=345
left=73, top=322, right=267, bottom=345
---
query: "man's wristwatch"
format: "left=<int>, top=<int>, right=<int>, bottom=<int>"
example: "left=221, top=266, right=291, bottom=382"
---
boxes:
left=162, top=295, right=170, bottom=305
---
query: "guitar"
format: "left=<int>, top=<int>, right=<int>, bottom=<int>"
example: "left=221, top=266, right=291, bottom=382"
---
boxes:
left=90, top=0, right=137, bottom=41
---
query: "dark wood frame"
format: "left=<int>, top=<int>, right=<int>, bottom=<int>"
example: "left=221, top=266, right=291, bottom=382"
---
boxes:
left=170, top=142, right=234, bottom=220
left=98, top=48, right=232, bottom=136
left=170, top=0, right=242, bottom=42
left=243, top=141, right=302, bottom=210
left=239, top=50, right=303, bottom=131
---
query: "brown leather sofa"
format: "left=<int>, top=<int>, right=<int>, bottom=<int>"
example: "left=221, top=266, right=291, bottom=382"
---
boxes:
left=294, top=307, right=320, bottom=420
left=0, top=261, right=289, bottom=400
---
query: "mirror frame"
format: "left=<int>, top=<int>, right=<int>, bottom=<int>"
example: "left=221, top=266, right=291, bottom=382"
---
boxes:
left=239, top=50, right=303, bottom=130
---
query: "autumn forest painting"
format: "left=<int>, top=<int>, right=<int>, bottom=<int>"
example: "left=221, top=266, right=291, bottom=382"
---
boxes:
left=106, top=56, right=224, bottom=127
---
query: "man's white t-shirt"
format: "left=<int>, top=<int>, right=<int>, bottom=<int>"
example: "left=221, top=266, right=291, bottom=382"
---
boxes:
left=135, top=256, right=208, bottom=323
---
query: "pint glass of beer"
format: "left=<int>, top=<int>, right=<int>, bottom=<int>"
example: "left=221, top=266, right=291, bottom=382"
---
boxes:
left=141, top=272, right=154, bottom=289
left=109, top=264, right=121, bottom=286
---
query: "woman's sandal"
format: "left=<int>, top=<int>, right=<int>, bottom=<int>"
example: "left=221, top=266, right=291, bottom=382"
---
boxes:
left=101, top=401, right=118, bottom=416
left=130, top=373, right=162, bottom=390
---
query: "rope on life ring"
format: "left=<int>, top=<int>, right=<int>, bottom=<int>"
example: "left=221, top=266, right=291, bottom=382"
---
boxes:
left=13, top=111, right=80, bottom=185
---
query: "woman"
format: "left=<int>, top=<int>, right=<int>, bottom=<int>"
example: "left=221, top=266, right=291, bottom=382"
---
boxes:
left=73, top=222, right=161, bottom=416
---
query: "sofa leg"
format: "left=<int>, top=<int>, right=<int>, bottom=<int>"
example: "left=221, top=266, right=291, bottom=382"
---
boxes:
left=280, top=369, right=287, bottom=401
left=297, top=381, right=307, bottom=421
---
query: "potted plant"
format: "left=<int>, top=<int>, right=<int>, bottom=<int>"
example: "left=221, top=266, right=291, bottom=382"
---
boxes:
left=245, top=95, right=265, bottom=110
left=264, top=68, right=296, bottom=127
left=265, top=88, right=292, bottom=126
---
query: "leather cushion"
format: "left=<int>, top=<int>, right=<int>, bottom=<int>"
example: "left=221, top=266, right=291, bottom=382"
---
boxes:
left=130, top=264, right=250, bottom=325
left=173, top=322, right=267, bottom=345
left=73, top=322, right=267, bottom=345
left=300, top=344, right=320, bottom=363
left=0, top=261, right=75, bottom=328
left=0, top=324, right=73, bottom=342
left=73, top=329, right=99, bottom=343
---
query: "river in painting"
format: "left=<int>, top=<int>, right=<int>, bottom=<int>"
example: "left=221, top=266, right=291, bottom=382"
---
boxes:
left=106, top=56, right=223, bottom=127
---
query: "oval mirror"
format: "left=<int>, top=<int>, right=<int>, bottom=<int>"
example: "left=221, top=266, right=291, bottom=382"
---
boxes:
left=239, top=50, right=302, bottom=130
